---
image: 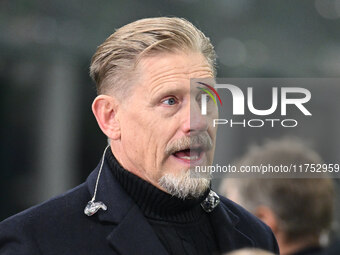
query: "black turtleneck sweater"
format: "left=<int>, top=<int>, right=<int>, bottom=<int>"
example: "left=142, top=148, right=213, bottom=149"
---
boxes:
left=106, top=149, right=219, bottom=255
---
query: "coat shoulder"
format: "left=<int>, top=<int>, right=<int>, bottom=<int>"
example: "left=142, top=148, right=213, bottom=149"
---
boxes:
left=0, top=183, right=98, bottom=254
left=1, top=182, right=89, bottom=226
left=219, top=195, right=279, bottom=253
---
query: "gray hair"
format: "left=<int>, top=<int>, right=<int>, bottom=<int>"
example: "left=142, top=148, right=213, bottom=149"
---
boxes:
left=90, top=17, right=216, bottom=97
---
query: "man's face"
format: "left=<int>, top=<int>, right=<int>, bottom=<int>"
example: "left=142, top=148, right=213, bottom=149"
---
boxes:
left=114, top=51, right=218, bottom=195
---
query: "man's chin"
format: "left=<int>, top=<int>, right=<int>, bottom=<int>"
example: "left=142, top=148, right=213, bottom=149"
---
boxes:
left=158, top=169, right=211, bottom=199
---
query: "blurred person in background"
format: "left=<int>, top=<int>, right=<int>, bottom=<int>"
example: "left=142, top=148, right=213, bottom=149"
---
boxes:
left=220, top=138, right=335, bottom=255
left=0, top=17, right=278, bottom=255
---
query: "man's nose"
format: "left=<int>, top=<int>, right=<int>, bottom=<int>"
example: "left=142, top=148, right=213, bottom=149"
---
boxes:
left=182, top=100, right=208, bottom=134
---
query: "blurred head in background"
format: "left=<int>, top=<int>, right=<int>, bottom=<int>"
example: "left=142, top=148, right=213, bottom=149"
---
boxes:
left=225, top=248, right=275, bottom=255
left=220, top=138, right=334, bottom=255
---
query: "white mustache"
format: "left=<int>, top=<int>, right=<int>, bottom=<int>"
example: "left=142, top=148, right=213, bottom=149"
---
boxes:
left=165, top=133, right=213, bottom=156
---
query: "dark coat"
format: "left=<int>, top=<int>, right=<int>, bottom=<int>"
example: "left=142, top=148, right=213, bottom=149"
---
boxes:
left=0, top=159, right=279, bottom=255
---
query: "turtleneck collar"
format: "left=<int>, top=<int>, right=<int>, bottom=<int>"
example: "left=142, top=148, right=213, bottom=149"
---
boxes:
left=106, top=148, right=210, bottom=223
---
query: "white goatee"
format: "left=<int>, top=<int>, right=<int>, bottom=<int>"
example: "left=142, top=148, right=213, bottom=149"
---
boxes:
left=158, top=169, right=211, bottom=199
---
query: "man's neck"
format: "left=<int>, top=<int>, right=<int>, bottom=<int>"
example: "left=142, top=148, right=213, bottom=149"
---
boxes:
left=110, top=144, right=166, bottom=192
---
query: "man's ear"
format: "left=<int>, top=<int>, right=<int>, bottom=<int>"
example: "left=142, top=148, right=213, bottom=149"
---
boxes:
left=254, top=206, right=278, bottom=234
left=92, top=95, right=121, bottom=140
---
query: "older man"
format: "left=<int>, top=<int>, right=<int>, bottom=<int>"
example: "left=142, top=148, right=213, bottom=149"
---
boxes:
left=0, top=17, right=278, bottom=254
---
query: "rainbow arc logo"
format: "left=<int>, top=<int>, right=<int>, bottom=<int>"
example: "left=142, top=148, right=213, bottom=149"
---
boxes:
left=197, top=82, right=222, bottom=106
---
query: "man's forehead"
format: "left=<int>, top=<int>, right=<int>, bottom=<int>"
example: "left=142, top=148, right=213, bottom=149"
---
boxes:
left=136, top=52, right=214, bottom=81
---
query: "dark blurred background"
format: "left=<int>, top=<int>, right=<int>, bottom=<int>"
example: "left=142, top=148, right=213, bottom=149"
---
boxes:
left=1, top=0, right=340, bottom=236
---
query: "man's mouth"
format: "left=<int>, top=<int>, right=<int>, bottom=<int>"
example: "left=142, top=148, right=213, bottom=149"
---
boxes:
left=172, top=147, right=204, bottom=164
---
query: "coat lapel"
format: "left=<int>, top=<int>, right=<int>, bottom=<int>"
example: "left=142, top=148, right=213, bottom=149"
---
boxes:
left=209, top=201, right=255, bottom=253
left=86, top=160, right=168, bottom=255
left=106, top=205, right=168, bottom=255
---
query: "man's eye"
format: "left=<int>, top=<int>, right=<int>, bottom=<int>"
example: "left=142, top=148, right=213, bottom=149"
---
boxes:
left=198, top=93, right=211, bottom=102
left=162, top=97, right=177, bottom=105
